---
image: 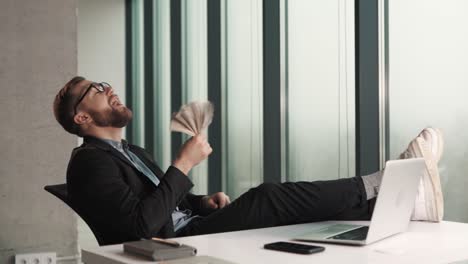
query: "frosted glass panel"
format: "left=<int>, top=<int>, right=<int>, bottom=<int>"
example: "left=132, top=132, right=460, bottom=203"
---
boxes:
left=389, top=0, right=468, bottom=222
left=286, top=0, right=355, bottom=181
left=222, top=0, right=263, bottom=198
left=181, top=0, right=208, bottom=195
left=153, top=0, right=172, bottom=170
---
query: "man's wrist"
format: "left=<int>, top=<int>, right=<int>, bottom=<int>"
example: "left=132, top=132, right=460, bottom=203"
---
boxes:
left=173, top=158, right=193, bottom=175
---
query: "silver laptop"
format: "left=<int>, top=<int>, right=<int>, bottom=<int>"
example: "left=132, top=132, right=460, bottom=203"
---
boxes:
left=294, top=158, right=426, bottom=246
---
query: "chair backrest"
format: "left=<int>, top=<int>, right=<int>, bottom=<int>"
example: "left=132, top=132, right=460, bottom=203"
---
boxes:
left=44, top=184, right=106, bottom=245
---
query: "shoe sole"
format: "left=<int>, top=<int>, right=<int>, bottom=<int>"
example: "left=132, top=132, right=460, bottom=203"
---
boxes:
left=419, top=127, right=444, bottom=163
left=414, top=137, right=444, bottom=222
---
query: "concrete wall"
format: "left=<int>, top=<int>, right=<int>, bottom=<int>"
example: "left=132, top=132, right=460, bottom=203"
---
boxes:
left=0, top=0, right=79, bottom=263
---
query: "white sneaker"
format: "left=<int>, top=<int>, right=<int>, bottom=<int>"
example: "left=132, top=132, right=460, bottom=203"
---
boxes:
left=400, top=127, right=444, bottom=162
left=399, top=128, right=444, bottom=222
left=418, top=127, right=444, bottom=163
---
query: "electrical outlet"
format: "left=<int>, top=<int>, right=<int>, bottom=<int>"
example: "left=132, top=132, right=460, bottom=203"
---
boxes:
left=15, top=252, right=56, bottom=264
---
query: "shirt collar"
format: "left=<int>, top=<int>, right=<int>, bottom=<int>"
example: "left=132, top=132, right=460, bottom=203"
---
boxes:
left=98, top=138, right=129, bottom=152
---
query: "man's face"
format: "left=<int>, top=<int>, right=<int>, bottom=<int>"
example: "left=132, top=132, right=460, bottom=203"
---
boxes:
left=73, top=80, right=133, bottom=128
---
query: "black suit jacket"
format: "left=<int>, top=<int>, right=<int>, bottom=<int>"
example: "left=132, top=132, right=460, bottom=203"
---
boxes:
left=66, top=136, right=206, bottom=245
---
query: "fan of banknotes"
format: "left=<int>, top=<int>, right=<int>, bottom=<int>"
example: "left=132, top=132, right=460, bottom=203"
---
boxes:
left=170, top=101, right=214, bottom=136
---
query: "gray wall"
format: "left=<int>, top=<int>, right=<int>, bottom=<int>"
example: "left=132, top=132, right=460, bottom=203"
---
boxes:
left=0, top=0, right=79, bottom=263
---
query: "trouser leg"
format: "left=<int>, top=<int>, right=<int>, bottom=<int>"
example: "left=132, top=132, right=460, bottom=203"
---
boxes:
left=177, top=177, right=374, bottom=237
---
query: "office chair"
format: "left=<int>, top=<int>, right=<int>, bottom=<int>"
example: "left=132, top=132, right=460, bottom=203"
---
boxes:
left=44, top=184, right=106, bottom=246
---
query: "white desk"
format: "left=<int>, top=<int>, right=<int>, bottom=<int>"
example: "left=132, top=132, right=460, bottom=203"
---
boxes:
left=82, top=221, right=468, bottom=264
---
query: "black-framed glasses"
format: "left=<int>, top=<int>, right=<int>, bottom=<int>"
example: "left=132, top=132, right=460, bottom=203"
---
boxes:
left=74, top=82, right=111, bottom=115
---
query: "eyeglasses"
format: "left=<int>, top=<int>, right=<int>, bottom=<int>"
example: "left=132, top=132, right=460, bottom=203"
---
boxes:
left=74, top=82, right=111, bottom=115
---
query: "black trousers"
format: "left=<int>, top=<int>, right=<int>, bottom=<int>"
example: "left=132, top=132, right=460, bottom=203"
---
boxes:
left=177, top=177, right=375, bottom=237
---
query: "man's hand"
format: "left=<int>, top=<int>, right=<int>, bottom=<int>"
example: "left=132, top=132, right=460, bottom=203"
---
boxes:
left=201, top=192, right=231, bottom=210
left=173, top=134, right=212, bottom=175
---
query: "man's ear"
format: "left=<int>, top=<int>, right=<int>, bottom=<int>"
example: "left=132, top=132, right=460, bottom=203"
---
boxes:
left=73, top=112, right=91, bottom=125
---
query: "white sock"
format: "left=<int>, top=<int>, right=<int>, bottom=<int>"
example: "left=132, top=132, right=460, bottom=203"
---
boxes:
left=361, top=171, right=384, bottom=200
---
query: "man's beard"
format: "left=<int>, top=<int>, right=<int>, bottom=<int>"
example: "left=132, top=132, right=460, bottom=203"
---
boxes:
left=90, top=106, right=133, bottom=128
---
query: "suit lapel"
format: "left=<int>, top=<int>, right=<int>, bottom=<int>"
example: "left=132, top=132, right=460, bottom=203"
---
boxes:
left=109, top=148, right=136, bottom=168
left=128, top=145, right=165, bottom=180
left=83, top=136, right=164, bottom=181
left=83, top=136, right=135, bottom=168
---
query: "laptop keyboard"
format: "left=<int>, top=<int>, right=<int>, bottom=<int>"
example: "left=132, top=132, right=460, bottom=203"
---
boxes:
left=327, top=226, right=369, bottom=241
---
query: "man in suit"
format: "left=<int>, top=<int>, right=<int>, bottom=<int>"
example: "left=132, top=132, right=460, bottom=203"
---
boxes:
left=53, top=76, right=444, bottom=245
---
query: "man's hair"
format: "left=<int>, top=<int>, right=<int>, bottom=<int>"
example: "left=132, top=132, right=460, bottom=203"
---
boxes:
left=53, top=76, right=85, bottom=136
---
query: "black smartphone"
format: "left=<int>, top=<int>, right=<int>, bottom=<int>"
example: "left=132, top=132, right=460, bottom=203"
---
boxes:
left=263, top=241, right=325, bottom=254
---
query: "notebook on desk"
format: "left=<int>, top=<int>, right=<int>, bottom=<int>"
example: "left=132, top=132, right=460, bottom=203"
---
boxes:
left=123, top=239, right=237, bottom=263
left=294, top=158, right=426, bottom=246
left=161, top=256, right=238, bottom=264
left=123, top=239, right=197, bottom=261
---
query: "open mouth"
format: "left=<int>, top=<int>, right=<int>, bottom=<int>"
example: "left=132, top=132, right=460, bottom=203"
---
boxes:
left=110, top=95, right=122, bottom=106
